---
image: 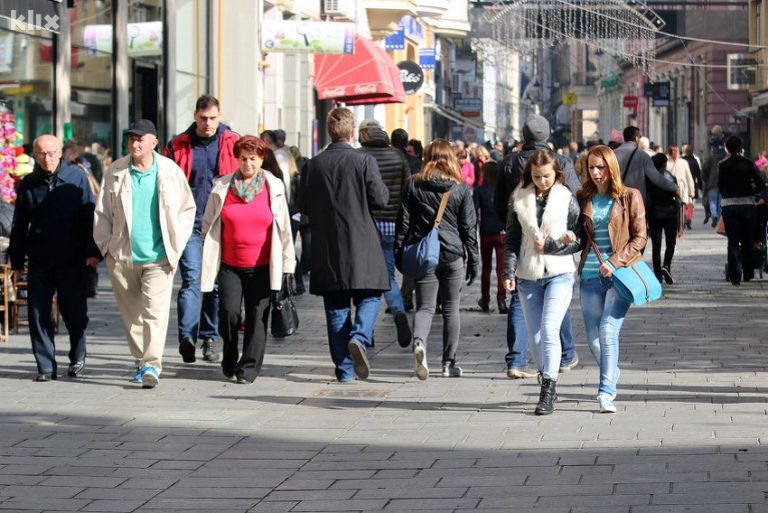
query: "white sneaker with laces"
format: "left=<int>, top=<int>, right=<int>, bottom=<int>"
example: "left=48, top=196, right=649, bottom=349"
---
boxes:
left=597, top=393, right=617, bottom=413
left=413, top=341, right=429, bottom=381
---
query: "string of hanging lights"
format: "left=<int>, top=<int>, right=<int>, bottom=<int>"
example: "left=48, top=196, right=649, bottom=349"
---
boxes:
left=484, top=0, right=665, bottom=74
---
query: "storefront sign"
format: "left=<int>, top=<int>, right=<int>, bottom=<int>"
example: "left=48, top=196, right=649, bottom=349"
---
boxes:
left=623, top=95, right=639, bottom=108
left=650, top=81, right=670, bottom=107
left=455, top=97, right=482, bottom=117
left=261, top=20, right=354, bottom=55
left=419, top=48, right=436, bottom=70
left=84, top=22, right=163, bottom=57
left=385, top=27, right=405, bottom=51
left=402, top=16, right=423, bottom=45
left=397, top=61, right=424, bottom=95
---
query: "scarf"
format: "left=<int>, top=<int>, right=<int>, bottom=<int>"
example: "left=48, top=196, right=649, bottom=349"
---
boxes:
left=230, top=170, right=265, bottom=203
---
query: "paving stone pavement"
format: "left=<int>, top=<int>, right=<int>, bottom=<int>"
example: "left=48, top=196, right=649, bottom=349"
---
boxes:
left=0, top=206, right=767, bottom=513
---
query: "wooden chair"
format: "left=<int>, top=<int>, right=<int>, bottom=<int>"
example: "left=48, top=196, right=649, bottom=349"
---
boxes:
left=0, top=264, right=10, bottom=342
left=11, top=268, right=29, bottom=334
left=11, top=267, right=59, bottom=335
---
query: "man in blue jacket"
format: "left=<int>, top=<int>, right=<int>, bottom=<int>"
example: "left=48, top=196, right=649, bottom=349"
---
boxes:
left=10, top=135, right=101, bottom=381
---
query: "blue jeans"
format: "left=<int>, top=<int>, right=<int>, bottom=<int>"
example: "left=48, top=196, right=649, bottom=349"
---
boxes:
left=177, top=231, right=219, bottom=342
left=505, top=289, right=577, bottom=370
left=708, top=187, right=721, bottom=219
left=580, top=277, right=631, bottom=398
left=517, top=274, right=575, bottom=380
left=322, top=290, right=381, bottom=381
left=380, top=234, right=405, bottom=315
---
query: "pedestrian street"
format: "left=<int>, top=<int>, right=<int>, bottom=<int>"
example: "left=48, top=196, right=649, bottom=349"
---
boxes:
left=0, top=206, right=767, bottom=513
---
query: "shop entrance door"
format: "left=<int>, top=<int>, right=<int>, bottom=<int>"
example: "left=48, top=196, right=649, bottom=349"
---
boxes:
left=131, top=60, right=160, bottom=129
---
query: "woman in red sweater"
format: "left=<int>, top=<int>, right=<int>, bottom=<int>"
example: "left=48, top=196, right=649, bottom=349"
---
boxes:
left=200, top=135, right=295, bottom=383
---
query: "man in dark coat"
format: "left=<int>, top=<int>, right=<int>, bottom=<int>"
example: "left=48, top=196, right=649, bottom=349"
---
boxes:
left=718, top=136, right=764, bottom=285
left=9, top=135, right=101, bottom=381
left=358, top=120, right=412, bottom=348
left=494, top=115, right=580, bottom=379
left=298, top=108, right=389, bottom=382
left=614, top=126, right=677, bottom=206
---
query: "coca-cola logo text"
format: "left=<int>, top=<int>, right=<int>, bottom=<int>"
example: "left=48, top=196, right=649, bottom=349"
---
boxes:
left=353, top=84, right=378, bottom=94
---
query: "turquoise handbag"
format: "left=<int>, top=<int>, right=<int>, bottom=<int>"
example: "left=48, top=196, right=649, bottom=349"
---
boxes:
left=588, top=239, right=662, bottom=306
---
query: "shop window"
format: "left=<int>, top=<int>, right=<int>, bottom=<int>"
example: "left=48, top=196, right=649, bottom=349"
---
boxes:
left=70, top=0, right=113, bottom=167
left=0, top=18, right=54, bottom=146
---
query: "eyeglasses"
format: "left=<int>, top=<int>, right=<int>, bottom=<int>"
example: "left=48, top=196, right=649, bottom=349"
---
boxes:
left=35, top=151, right=60, bottom=159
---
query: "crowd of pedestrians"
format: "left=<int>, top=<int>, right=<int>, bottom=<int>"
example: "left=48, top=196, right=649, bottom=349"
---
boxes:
left=7, top=94, right=768, bottom=416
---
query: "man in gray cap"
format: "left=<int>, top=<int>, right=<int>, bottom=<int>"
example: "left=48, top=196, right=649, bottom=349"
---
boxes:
left=494, top=114, right=581, bottom=381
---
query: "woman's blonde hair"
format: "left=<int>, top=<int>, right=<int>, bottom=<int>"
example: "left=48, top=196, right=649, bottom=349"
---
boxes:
left=418, top=139, right=463, bottom=184
left=475, top=145, right=490, bottom=162
left=577, top=145, right=625, bottom=201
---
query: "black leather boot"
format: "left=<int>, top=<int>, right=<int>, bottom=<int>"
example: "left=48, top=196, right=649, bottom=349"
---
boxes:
left=535, top=378, right=557, bottom=415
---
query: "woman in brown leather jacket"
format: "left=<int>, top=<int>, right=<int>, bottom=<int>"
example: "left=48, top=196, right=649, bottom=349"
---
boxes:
left=577, top=145, right=647, bottom=414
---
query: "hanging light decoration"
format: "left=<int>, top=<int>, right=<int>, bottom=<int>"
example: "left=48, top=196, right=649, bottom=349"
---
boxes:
left=485, top=0, right=664, bottom=74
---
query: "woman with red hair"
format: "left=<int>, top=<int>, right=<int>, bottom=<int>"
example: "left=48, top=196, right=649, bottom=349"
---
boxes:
left=200, top=135, right=295, bottom=383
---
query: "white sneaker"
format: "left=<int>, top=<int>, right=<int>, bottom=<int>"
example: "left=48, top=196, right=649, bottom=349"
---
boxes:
left=413, top=341, right=429, bottom=381
left=597, top=393, right=617, bottom=413
left=441, top=362, right=462, bottom=377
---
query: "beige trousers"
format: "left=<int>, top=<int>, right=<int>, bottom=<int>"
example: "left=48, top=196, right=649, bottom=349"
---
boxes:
left=107, top=258, right=175, bottom=372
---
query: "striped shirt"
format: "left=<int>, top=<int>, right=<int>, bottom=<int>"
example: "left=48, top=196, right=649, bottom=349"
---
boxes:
left=376, top=220, right=396, bottom=237
left=581, top=194, right=614, bottom=279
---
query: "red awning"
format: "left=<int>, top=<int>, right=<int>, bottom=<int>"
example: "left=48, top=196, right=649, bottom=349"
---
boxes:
left=314, top=36, right=406, bottom=105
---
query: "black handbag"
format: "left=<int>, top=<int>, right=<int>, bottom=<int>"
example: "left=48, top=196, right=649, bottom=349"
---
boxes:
left=271, top=275, right=299, bottom=337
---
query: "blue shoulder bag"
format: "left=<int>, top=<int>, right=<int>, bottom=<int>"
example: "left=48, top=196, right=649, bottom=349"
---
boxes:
left=401, top=190, right=452, bottom=279
left=588, top=238, right=662, bottom=306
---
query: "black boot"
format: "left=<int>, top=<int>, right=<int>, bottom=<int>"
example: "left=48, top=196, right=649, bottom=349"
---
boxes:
left=535, top=378, right=557, bottom=415
left=497, top=297, right=509, bottom=314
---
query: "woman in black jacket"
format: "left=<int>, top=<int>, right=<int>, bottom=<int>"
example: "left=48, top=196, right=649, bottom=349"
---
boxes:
left=395, top=139, right=480, bottom=380
left=648, top=153, right=680, bottom=284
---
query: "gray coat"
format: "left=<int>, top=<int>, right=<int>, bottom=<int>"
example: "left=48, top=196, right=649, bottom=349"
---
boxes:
left=614, top=142, right=677, bottom=205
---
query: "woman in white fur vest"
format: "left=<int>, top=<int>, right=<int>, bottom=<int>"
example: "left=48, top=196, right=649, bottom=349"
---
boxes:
left=503, top=149, right=582, bottom=416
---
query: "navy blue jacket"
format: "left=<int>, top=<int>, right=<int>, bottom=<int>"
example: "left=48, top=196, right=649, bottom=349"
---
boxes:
left=474, top=184, right=505, bottom=235
left=9, top=162, right=100, bottom=269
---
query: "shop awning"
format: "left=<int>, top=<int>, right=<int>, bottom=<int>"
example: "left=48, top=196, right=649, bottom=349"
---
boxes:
left=426, top=103, right=487, bottom=131
left=314, top=35, right=406, bottom=105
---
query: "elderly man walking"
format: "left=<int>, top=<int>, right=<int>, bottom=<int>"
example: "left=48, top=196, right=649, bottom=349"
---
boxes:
left=95, top=120, right=196, bottom=388
left=10, top=135, right=101, bottom=381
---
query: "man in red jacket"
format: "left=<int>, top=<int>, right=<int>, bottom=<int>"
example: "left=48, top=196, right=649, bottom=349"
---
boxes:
left=163, top=95, right=238, bottom=364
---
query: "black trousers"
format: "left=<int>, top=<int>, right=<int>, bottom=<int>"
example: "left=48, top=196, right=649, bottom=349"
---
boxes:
left=648, top=216, right=678, bottom=275
left=722, top=204, right=756, bottom=284
left=218, top=264, right=271, bottom=381
left=27, top=261, right=88, bottom=374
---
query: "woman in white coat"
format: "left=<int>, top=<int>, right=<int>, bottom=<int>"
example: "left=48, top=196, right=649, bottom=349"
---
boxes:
left=503, top=149, right=582, bottom=415
left=200, top=135, right=295, bottom=383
